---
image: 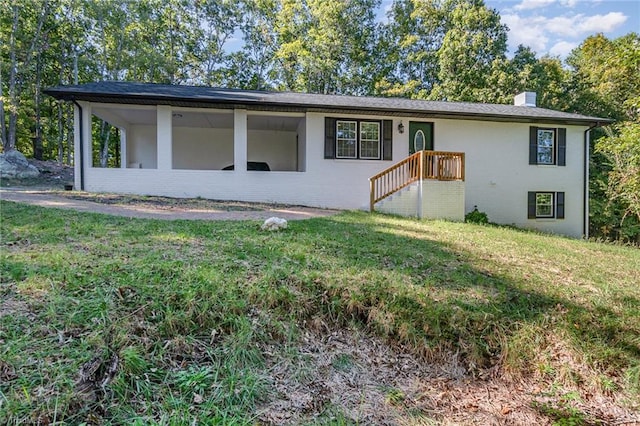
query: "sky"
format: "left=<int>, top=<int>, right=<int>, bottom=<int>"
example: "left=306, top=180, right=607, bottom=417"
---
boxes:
left=376, top=0, right=639, bottom=58
left=486, top=0, right=640, bottom=58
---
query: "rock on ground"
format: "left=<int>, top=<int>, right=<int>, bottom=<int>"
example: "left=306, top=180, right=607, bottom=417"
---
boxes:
left=0, top=150, right=40, bottom=179
left=262, top=217, right=288, bottom=231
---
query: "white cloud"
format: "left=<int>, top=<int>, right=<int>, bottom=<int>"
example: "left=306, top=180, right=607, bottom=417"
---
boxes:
left=559, top=0, right=578, bottom=7
left=547, top=12, right=627, bottom=37
left=502, top=10, right=628, bottom=57
left=514, top=0, right=556, bottom=11
left=579, top=12, right=627, bottom=33
left=502, top=13, right=550, bottom=52
left=545, top=16, right=580, bottom=36
left=549, top=40, right=578, bottom=56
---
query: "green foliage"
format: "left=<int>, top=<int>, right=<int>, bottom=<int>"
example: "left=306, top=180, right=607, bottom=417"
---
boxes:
left=594, top=120, right=640, bottom=242
left=567, top=34, right=640, bottom=242
left=429, top=0, right=508, bottom=102
left=465, top=206, right=489, bottom=224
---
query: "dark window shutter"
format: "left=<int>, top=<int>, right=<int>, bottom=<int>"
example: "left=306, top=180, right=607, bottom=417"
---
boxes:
left=324, top=117, right=336, bottom=159
left=556, top=192, right=565, bottom=219
left=529, top=126, right=538, bottom=165
left=528, top=192, right=537, bottom=219
left=557, top=128, right=566, bottom=166
left=382, top=120, right=393, bottom=160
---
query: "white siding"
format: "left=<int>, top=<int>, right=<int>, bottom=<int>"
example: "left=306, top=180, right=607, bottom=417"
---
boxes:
left=429, top=119, right=586, bottom=237
left=172, top=127, right=233, bottom=170
left=247, top=130, right=297, bottom=171
left=79, top=103, right=588, bottom=238
left=128, top=125, right=157, bottom=169
left=376, top=181, right=465, bottom=222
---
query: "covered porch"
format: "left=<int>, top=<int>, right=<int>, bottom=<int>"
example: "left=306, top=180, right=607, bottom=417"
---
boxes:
left=78, top=103, right=306, bottom=179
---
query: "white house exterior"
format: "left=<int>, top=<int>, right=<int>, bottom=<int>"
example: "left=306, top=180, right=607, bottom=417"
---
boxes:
left=45, top=82, right=610, bottom=238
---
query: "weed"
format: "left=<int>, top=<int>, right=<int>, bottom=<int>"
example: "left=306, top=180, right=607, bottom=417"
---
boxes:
left=465, top=206, right=489, bottom=224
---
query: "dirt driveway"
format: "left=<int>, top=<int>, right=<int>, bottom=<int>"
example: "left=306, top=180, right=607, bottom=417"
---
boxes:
left=0, top=188, right=339, bottom=221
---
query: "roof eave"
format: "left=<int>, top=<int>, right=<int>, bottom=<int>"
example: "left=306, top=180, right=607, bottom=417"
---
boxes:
left=43, top=89, right=613, bottom=127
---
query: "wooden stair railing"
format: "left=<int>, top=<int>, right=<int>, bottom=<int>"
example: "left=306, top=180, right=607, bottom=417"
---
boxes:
left=369, top=150, right=465, bottom=212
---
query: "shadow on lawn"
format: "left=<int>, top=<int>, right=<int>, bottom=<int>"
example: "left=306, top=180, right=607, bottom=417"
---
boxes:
left=286, top=216, right=640, bottom=375
left=2, top=201, right=637, bottom=376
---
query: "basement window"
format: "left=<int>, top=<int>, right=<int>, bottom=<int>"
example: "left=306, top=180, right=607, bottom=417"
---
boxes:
left=528, top=191, right=565, bottom=219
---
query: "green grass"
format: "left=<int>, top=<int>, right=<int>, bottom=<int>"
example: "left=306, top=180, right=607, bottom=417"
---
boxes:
left=1, top=201, right=639, bottom=424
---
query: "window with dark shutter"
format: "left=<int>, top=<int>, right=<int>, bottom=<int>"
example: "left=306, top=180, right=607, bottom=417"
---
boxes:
left=382, top=120, right=393, bottom=160
left=557, top=128, right=566, bottom=166
left=325, top=117, right=336, bottom=159
left=529, top=127, right=538, bottom=165
left=556, top=192, right=565, bottom=219
left=528, top=191, right=537, bottom=219
left=529, top=127, right=567, bottom=166
left=325, top=117, right=391, bottom=161
left=528, top=191, right=565, bottom=219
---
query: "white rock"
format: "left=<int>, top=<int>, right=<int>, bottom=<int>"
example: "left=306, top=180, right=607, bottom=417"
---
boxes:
left=0, top=150, right=40, bottom=179
left=261, top=217, right=288, bottom=231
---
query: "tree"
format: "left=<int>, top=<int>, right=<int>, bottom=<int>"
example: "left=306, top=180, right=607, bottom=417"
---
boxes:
left=192, top=0, right=241, bottom=86
left=271, top=0, right=380, bottom=94
left=429, top=0, right=507, bottom=102
left=223, top=0, right=278, bottom=90
left=374, top=0, right=443, bottom=98
left=0, top=0, right=51, bottom=153
left=565, top=33, right=640, bottom=241
left=482, top=45, right=570, bottom=108
left=595, top=116, right=640, bottom=242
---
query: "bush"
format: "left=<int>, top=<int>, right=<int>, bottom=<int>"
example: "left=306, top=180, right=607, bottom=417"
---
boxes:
left=465, top=206, right=489, bottom=224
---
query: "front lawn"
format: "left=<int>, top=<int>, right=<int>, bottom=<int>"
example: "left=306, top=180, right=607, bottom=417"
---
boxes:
left=1, top=201, right=638, bottom=424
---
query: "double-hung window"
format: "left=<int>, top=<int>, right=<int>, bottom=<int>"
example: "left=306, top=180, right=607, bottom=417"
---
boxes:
left=326, top=118, right=392, bottom=160
left=336, top=121, right=358, bottom=158
left=536, top=129, right=555, bottom=164
left=529, top=127, right=566, bottom=166
left=528, top=191, right=565, bottom=219
left=359, top=122, right=381, bottom=159
left=336, top=120, right=380, bottom=159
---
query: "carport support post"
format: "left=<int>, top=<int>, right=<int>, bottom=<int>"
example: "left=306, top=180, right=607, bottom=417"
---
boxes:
left=73, top=103, right=82, bottom=189
left=234, top=109, right=247, bottom=172
left=157, top=105, right=173, bottom=170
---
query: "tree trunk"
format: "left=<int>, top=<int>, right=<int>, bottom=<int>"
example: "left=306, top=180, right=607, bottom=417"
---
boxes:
left=33, top=53, right=44, bottom=160
left=0, top=62, right=7, bottom=150
left=6, top=5, right=19, bottom=152
left=114, top=127, right=120, bottom=167
left=57, top=102, right=64, bottom=163
left=73, top=49, right=79, bottom=84
left=100, top=121, right=111, bottom=168
left=65, top=104, right=72, bottom=164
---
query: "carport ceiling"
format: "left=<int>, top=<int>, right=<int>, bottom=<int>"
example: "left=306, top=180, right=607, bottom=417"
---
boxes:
left=92, top=107, right=301, bottom=131
left=248, top=115, right=301, bottom=132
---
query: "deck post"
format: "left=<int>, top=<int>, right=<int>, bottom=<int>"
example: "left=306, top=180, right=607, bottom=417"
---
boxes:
left=369, top=178, right=375, bottom=212
left=417, top=150, right=424, bottom=219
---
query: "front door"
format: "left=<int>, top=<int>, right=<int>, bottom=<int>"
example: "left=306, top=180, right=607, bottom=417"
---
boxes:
left=409, top=122, right=434, bottom=155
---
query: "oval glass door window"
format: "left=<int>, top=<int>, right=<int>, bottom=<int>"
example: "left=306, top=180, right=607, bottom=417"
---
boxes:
left=414, top=130, right=425, bottom=152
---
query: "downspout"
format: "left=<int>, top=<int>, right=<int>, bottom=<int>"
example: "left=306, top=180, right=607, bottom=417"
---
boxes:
left=72, top=100, right=85, bottom=191
left=583, top=123, right=598, bottom=239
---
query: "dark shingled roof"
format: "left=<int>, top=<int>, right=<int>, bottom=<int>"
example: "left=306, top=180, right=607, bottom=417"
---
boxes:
left=45, top=81, right=612, bottom=126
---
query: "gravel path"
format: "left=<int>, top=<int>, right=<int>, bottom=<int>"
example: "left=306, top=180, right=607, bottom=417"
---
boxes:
left=0, top=188, right=339, bottom=221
